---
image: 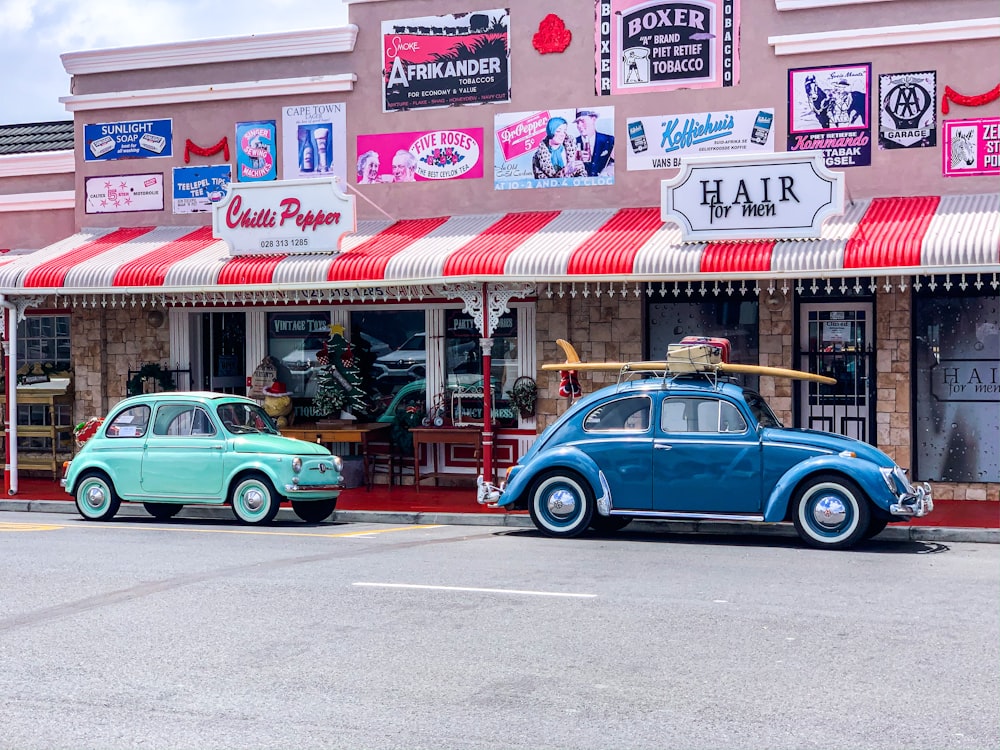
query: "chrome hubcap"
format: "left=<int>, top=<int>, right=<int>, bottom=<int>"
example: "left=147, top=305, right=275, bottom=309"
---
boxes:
left=85, top=485, right=106, bottom=509
left=547, top=488, right=577, bottom=519
left=812, top=495, right=847, bottom=528
left=243, top=487, right=265, bottom=512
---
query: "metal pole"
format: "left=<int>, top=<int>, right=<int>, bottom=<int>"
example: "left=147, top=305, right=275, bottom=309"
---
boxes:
left=480, top=336, right=494, bottom=484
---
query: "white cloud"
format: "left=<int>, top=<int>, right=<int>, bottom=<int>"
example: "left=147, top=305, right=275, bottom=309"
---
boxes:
left=0, top=0, right=348, bottom=124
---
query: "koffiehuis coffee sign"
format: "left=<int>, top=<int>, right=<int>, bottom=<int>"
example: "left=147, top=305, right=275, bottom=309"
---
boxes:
left=660, top=152, right=844, bottom=240
left=212, top=178, right=356, bottom=256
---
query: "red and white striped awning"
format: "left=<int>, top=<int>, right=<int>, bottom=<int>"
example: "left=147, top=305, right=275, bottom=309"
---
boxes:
left=0, top=193, right=996, bottom=296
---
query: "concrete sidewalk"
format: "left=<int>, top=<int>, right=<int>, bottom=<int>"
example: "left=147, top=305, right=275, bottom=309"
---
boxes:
left=3, top=499, right=997, bottom=544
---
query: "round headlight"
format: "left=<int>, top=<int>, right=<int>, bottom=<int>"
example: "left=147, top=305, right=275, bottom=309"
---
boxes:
left=292, top=457, right=302, bottom=473
left=332, top=455, right=343, bottom=472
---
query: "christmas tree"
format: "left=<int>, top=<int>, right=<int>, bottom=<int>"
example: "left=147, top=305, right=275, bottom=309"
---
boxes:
left=313, top=325, right=369, bottom=419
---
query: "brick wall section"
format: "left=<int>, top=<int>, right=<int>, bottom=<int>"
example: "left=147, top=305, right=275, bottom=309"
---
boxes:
left=71, top=306, right=170, bottom=424
left=757, top=290, right=794, bottom=425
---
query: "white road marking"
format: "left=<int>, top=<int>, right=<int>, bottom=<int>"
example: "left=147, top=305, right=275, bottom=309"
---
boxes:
left=353, top=582, right=597, bottom=598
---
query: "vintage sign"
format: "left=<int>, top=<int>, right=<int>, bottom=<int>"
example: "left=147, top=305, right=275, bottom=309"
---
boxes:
left=282, top=103, right=347, bottom=183
left=627, top=108, right=774, bottom=171
left=236, top=120, right=277, bottom=182
left=878, top=71, right=936, bottom=149
left=595, top=0, right=739, bottom=96
left=494, top=107, right=615, bottom=190
left=356, top=128, right=484, bottom=183
left=942, top=117, right=1000, bottom=176
left=84, top=118, right=172, bottom=161
left=381, top=9, right=511, bottom=112
left=172, top=165, right=231, bottom=214
left=660, top=152, right=845, bottom=240
left=788, top=63, right=871, bottom=168
left=85, top=173, right=164, bottom=214
left=212, top=178, right=356, bottom=256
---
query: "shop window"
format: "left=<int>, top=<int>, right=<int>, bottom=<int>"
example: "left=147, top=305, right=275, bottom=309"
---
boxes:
left=445, top=309, right=518, bottom=427
left=350, top=309, right=425, bottom=418
left=268, top=312, right=333, bottom=411
left=913, top=285, right=998, bottom=482
left=17, top=314, right=71, bottom=372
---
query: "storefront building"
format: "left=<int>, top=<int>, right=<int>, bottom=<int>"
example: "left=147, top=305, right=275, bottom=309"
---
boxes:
left=0, top=0, right=997, bottom=502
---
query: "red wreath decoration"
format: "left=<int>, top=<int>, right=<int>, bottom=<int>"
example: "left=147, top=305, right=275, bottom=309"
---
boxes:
left=533, top=14, right=572, bottom=54
left=184, top=137, right=230, bottom=163
left=942, top=83, right=1000, bottom=114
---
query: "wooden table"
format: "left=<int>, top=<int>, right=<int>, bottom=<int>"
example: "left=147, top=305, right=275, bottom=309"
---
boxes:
left=410, top=426, right=482, bottom=492
left=281, top=422, right=391, bottom=491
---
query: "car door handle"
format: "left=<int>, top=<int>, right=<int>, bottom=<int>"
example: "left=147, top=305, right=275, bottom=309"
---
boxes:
left=655, top=444, right=671, bottom=450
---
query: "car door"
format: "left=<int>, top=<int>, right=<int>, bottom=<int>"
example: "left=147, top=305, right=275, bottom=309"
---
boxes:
left=140, top=402, right=226, bottom=499
left=98, top=404, right=152, bottom=497
left=652, top=395, right=762, bottom=514
left=575, top=395, right=654, bottom=511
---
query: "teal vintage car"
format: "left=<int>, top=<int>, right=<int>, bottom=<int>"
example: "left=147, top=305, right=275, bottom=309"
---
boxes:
left=61, top=392, right=343, bottom=524
left=477, top=375, right=933, bottom=549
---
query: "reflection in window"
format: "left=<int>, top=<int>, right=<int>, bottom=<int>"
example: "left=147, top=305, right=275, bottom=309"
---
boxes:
left=584, top=396, right=651, bottom=432
left=17, top=314, right=71, bottom=371
left=660, top=397, right=746, bottom=434
left=153, top=405, right=216, bottom=436
left=106, top=406, right=150, bottom=439
left=445, top=309, right=519, bottom=427
left=351, top=310, right=425, bottom=419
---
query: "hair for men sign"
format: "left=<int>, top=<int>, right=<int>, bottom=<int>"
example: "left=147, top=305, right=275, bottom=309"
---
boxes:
left=660, top=152, right=844, bottom=240
left=596, top=0, right=740, bottom=96
left=212, top=178, right=356, bottom=256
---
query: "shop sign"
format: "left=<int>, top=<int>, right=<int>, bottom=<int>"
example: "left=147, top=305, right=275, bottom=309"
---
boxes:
left=356, top=128, right=484, bottom=183
left=660, top=152, right=844, bottom=240
left=282, top=103, right=347, bottom=183
left=627, top=107, right=774, bottom=171
left=84, top=118, right=172, bottom=161
left=212, top=178, right=356, bottom=256
left=86, top=173, right=164, bottom=214
left=236, top=120, right=277, bottom=182
left=381, top=9, right=511, bottom=112
left=787, top=63, right=871, bottom=168
left=942, top=117, right=1000, bottom=177
left=172, top=165, right=231, bottom=214
left=878, top=71, right=936, bottom=149
left=596, top=0, right=740, bottom=96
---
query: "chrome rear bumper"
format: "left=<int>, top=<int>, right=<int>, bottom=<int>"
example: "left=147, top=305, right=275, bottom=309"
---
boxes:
left=890, top=482, right=934, bottom=518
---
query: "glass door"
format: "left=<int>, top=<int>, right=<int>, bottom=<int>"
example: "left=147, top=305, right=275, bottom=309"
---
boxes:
left=197, top=312, right=247, bottom=395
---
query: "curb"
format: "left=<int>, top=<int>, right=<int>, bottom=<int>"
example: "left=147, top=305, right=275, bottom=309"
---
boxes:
left=3, top=500, right=997, bottom=544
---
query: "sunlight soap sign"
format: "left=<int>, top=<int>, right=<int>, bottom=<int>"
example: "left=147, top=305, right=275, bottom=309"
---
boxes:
left=381, top=9, right=511, bottom=112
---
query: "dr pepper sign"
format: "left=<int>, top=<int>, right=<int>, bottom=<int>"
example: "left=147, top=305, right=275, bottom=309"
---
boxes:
left=212, top=178, right=357, bottom=256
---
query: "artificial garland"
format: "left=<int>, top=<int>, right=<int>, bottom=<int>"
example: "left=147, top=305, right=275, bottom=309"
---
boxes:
left=127, top=363, right=176, bottom=397
left=507, top=376, right=538, bottom=418
left=184, top=137, right=230, bottom=163
left=942, top=83, right=1000, bottom=114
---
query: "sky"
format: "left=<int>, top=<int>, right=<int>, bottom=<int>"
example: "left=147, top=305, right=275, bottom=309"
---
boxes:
left=0, top=0, right=349, bottom=125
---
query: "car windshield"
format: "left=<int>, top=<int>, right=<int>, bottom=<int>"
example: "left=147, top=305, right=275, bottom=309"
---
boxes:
left=743, top=390, right=782, bottom=428
left=396, top=333, right=425, bottom=352
left=216, top=403, right=280, bottom=435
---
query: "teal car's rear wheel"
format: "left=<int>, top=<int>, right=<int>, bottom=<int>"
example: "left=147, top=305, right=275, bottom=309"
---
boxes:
left=792, top=474, right=871, bottom=550
left=143, top=502, right=182, bottom=520
left=230, top=474, right=281, bottom=525
left=75, top=472, right=121, bottom=521
left=528, top=470, right=594, bottom=538
left=292, top=498, right=336, bottom=523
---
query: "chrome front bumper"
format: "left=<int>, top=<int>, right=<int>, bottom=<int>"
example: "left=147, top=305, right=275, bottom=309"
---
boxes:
left=284, top=482, right=343, bottom=493
left=890, top=482, right=934, bottom=518
left=476, top=476, right=504, bottom=506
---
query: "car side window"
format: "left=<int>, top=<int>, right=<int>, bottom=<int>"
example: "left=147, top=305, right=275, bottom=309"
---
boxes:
left=661, top=397, right=745, bottom=434
left=153, top=405, right=216, bottom=436
left=583, top=396, right=651, bottom=432
left=105, top=405, right=150, bottom=439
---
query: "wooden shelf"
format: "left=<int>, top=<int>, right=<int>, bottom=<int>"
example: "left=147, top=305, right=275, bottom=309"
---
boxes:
left=1, top=388, right=75, bottom=480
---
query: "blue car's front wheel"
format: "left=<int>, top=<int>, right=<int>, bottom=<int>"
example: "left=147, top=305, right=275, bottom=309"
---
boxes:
left=529, top=470, right=594, bottom=538
left=792, top=473, right=871, bottom=550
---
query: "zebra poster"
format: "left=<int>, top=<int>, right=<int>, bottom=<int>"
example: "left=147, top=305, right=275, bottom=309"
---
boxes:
left=787, top=63, right=871, bottom=168
left=878, top=71, right=936, bottom=149
left=942, top=117, right=1000, bottom=177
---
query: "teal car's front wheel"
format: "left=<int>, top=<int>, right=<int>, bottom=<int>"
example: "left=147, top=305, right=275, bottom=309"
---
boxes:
left=230, top=474, right=281, bottom=525
left=529, top=470, right=594, bottom=538
left=792, top=473, right=871, bottom=550
left=75, top=472, right=121, bottom=521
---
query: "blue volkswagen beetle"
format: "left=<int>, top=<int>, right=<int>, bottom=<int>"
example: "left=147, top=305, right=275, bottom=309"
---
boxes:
left=62, top=392, right=343, bottom=524
left=478, top=375, right=933, bottom=549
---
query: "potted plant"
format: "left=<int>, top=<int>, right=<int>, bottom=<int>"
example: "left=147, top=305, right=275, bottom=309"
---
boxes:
left=507, top=376, right=537, bottom=418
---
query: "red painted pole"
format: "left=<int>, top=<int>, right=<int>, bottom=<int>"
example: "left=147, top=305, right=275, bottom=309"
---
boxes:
left=480, top=336, right=494, bottom=483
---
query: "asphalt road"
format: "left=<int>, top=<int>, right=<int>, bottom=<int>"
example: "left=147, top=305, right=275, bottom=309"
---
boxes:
left=0, top=512, right=996, bottom=750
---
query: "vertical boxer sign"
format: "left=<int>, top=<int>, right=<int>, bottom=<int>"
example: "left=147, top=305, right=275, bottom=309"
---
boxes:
left=596, top=0, right=740, bottom=96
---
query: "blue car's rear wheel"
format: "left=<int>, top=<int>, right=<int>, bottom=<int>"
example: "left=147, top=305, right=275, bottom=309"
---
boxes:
left=75, top=472, right=121, bottom=521
left=230, top=474, right=281, bottom=525
left=529, top=470, right=594, bottom=538
left=792, top=473, right=871, bottom=550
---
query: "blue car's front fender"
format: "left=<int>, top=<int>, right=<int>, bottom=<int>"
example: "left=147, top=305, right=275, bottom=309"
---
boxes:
left=496, top=446, right=602, bottom=508
left=763, top=454, right=893, bottom=522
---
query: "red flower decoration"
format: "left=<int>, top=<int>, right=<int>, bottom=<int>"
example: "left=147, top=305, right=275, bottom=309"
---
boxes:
left=533, top=14, right=571, bottom=54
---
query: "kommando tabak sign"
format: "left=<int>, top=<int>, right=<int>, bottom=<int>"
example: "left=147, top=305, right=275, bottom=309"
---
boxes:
left=660, top=152, right=844, bottom=240
left=381, top=9, right=511, bottom=112
left=212, top=178, right=356, bottom=256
